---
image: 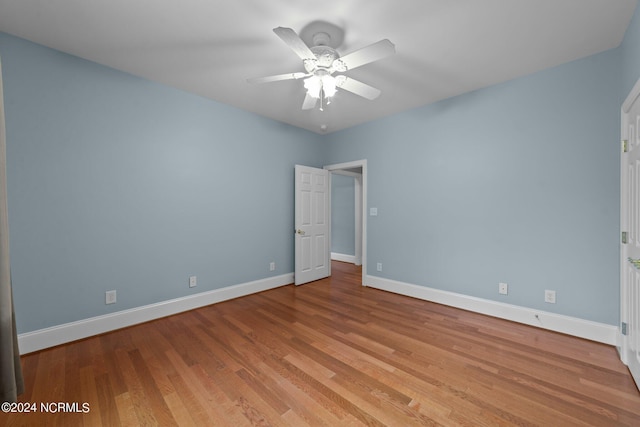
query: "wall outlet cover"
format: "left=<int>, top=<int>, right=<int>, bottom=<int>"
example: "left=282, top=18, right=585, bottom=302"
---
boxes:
left=544, top=290, right=556, bottom=304
left=498, top=282, right=508, bottom=295
left=105, top=290, right=117, bottom=305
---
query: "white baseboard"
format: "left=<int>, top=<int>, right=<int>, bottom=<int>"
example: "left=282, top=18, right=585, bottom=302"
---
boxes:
left=18, top=273, right=294, bottom=354
left=365, top=275, right=618, bottom=345
left=20, top=272, right=617, bottom=354
left=331, top=252, right=356, bottom=263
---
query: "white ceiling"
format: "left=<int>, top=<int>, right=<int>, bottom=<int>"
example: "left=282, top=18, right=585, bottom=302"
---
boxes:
left=0, top=0, right=636, bottom=134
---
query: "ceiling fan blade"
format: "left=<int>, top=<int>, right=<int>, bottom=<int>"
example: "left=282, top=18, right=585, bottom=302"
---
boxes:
left=273, top=27, right=316, bottom=60
left=302, top=92, right=318, bottom=110
left=338, top=39, right=395, bottom=71
left=247, top=72, right=309, bottom=84
left=338, top=77, right=382, bottom=100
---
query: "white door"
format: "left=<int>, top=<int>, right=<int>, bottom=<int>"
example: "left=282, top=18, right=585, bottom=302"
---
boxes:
left=295, top=165, right=330, bottom=285
left=621, top=78, right=640, bottom=388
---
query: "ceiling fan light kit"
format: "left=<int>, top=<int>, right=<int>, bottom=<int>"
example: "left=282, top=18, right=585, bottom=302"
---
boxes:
left=248, top=21, right=395, bottom=112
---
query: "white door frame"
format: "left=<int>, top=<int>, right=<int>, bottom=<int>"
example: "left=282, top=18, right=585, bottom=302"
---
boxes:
left=329, top=169, right=363, bottom=266
left=620, top=77, right=640, bottom=364
left=324, top=160, right=367, bottom=286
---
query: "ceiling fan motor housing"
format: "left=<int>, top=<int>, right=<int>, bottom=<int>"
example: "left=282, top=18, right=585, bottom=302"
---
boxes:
left=304, top=46, right=346, bottom=73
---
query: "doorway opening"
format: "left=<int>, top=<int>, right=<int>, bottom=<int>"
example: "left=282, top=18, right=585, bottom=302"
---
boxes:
left=325, top=160, right=367, bottom=286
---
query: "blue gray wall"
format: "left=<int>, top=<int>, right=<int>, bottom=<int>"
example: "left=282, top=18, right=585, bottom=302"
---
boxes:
left=326, top=47, right=624, bottom=325
left=623, top=3, right=640, bottom=98
left=1, top=33, right=325, bottom=333
left=331, top=173, right=356, bottom=256
left=4, top=3, right=640, bottom=334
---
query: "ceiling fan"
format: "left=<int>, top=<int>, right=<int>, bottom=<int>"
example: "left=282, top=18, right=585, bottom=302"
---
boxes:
left=248, top=22, right=395, bottom=111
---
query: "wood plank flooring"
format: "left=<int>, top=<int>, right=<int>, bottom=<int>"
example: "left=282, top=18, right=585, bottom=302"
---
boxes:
left=2, top=261, right=640, bottom=426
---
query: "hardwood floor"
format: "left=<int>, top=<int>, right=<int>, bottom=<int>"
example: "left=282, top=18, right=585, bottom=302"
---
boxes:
left=2, top=261, right=640, bottom=426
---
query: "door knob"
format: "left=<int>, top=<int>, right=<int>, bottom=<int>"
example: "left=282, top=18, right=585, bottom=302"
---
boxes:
left=296, top=229, right=306, bottom=235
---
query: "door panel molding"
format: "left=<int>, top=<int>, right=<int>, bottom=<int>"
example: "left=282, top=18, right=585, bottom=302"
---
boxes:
left=620, top=75, right=640, bottom=388
left=295, top=165, right=330, bottom=285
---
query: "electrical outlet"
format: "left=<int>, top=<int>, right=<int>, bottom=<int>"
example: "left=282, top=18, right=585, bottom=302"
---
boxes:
left=544, top=290, right=556, bottom=304
left=498, top=282, right=508, bottom=295
left=189, top=276, right=197, bottom=288
left=377, top=262, right=383, bottom=272
left=105, top=290, right=117, bottom=305
left=269, top=262, right=275, bottom=271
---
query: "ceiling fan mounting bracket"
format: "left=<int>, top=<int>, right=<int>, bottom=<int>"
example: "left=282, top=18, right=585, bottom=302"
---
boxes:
left=312, top=32, right=331, bottom=47
left=300, top=20, right=345, bottom=49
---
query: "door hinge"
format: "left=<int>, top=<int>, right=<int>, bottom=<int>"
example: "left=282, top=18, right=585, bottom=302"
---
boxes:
left=622, top=322, right=628, bottom=336
left=622, top=231, right=629, bottom=244
left=623, top=139, right=629, bottom=153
